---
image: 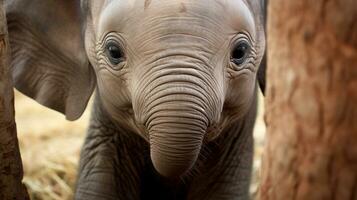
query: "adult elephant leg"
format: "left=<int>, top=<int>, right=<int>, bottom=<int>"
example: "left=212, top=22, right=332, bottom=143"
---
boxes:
left=187, top=96, right=257, bottom=200
left=75, top=98, right=148, bottom=200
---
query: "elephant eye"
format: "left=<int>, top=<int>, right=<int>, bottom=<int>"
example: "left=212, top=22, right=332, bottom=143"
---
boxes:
left=231, top=41, right=251, bottom=66
left=105, top=41, right=124, bottom=65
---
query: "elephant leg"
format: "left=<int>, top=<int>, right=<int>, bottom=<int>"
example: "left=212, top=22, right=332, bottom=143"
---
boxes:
left=75, top=109, right=148, bottom=200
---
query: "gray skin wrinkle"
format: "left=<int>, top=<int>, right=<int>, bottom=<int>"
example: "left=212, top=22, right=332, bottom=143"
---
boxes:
left=6, top=0, right=266, bottom=199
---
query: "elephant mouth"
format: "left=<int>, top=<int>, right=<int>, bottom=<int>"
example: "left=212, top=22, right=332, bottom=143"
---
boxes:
left=205, top=123, right=224, bottom=141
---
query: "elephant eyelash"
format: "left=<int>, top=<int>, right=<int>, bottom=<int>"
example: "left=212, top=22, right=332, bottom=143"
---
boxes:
left=239, top=30, right=256, bottom=44
left=96, top=32, right=126, bottom=55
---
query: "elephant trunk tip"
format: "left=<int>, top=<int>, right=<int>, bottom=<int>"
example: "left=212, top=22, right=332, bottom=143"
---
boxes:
left=150, top=149, right=200, bottom=178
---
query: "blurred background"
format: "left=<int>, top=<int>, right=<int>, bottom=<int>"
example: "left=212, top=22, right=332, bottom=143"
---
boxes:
left=14, top=90, right=266, bottom=200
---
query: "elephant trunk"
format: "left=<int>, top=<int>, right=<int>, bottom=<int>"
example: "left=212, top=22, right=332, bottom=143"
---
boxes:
left=148, top=100, right=208, bottom=177
left=134, top=65, right=222, bottom=177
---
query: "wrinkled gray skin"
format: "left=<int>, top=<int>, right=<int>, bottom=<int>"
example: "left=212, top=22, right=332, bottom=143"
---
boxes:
left=6, top=0, right=266, bottom=199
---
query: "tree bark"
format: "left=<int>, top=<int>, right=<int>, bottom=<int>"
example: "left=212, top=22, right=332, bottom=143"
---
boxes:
left=260, top=0, right=357, bottom=200
left=0, top=1, right=29, bottom=200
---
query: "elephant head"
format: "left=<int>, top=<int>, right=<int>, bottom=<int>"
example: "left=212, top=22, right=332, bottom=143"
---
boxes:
left=6, top=0, right=266, bottom=177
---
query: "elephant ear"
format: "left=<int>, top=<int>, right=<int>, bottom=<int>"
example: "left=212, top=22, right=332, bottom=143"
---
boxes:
left=6, top=0, right=95, bottom=120
left=257, top=0, right=267, bottom=95
left=258, top=53, right=266, bottom=95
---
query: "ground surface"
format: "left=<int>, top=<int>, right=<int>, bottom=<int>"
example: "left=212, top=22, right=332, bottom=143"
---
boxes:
left=14, top=90, right=265, bottom=200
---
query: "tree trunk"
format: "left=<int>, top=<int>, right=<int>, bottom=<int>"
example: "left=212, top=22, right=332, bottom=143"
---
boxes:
left=260, top=0, right=357, bottom=200
left=0, top=1, right=29, bottom=200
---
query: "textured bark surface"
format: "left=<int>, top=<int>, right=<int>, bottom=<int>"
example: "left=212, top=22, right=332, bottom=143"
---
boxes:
left=0, top=2, right=29, bottom=200
left=260, top=0, right=357, bottom=199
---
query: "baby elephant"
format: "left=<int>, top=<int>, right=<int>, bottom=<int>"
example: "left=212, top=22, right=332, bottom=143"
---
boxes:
left=6, top=0, right=266, bottom=199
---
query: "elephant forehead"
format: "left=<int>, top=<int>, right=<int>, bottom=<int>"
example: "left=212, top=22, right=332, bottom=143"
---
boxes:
left=97, top=0, right=256, bottom=42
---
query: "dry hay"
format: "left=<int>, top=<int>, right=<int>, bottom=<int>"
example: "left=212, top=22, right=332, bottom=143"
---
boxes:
left=15, top=90, right=265, bottom=200
left=15, top=91, right=90, bottom=200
